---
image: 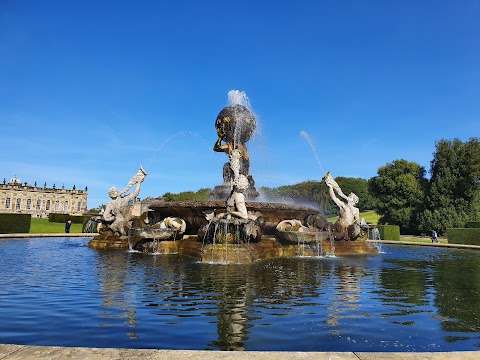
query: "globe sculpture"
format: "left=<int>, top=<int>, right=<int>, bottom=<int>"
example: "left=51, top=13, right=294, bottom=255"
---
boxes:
left=211, top=103, right=259, bottom=200
left=215, top=104, right=256, bottom=144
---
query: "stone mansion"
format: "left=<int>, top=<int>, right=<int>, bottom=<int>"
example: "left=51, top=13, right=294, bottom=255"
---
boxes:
left=0, top=176, right=88, bottom=217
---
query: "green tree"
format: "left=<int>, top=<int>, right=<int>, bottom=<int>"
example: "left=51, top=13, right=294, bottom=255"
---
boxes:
left=418, top=138, right=480, bottom=234
left=368, top=159, right=427, bottom=234
left=333, top=177, right=376, bottom=211
left=162, top=188, right=211, bottom=201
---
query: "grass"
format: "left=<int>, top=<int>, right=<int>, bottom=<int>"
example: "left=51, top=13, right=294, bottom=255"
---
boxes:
left=398, top=237, right=432, bottom=243
left=30, top=218, right=84, bottom=234
left=399, top=236, right=448, bottom=243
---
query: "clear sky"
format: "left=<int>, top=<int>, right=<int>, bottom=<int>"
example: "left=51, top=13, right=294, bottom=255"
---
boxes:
left=1, top=1, right=479, bottom=209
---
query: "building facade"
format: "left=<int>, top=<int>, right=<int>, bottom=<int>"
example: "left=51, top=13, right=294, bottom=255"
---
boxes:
left=0, top=176, right=88, bottom=217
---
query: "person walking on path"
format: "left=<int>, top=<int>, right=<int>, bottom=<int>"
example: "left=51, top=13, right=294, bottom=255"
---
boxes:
left=431, top=229, right=439, bottom=243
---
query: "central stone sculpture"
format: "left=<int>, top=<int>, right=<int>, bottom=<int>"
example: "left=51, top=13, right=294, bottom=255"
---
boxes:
left=211, top=92, right=259, bottom=200
left=88, top=90, right=378, bottom=261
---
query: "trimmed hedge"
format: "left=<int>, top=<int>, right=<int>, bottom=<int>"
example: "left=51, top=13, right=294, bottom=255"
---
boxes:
left=376, top=225, right=400, bottom=241
left=0, top=213, right=31, bottom=234
left=48, top=213, right=84, bottom=224
left=466, top=222, right=480, bottom=228
left=446, top=228, right=480, bottom=246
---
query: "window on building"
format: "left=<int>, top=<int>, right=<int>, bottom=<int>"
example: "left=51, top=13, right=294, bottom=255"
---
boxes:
left=46, top=200, right=51, bottom=211
left=6, top=197, right=11, bottom=209
left=36, top=199, right=41, bottom=211
left=55, top=200, right=60, bottom=212
left=77, top=201, right=82, bottom=212
left=26, top=198, right=32, bottom=210
left=64, top=201, right=68, bottom=212
left=16, top=198, right=21, bottom=210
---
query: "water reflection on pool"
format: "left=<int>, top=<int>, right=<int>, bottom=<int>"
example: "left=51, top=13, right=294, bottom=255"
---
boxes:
left=0, top=237, right=479, bottom=351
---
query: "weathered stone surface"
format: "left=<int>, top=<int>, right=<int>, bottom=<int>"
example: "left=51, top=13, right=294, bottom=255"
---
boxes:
left=102, top=166, right=147, bottom=236
left=149, top=201, right=319, bottom=235
left=87, top=235, right=130, bottom=250
left=1, top=345, right=475, bottom=360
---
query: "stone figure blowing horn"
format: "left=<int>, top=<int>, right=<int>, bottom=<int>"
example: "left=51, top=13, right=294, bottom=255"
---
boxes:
left=324, top=171, right=348, bottom=200
left=120, top=165, right=147, bottom=196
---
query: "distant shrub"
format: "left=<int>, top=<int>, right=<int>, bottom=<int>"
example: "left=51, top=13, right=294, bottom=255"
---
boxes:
left=376, top=225, right=400, bottom=241
left=465, top=222, right=480, bottom=228
left=48, top=213, right=83, bottom=224
left=0, top=214, right=31, bottom=234
left=446, top=228, right=480, bottom=246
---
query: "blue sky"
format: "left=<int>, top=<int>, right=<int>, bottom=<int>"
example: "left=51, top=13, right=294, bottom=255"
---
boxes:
left=1, top=1, right=479, bottom=209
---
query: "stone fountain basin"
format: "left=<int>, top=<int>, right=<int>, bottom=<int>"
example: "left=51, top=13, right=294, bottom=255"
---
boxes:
left=129, top=227, right=181, bottom=240
left=276, top=230, right=330, bottom=244
left=149, top=200, right=321, bottom=235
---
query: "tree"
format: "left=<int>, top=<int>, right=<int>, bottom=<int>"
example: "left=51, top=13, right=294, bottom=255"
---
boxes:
left=368, top=159, right=427, bottom=234
left=333, top=177, right=376, bottom=211
left=162, top=188, right=211, bottom=201
left=418, top=138, right=480, bottom=234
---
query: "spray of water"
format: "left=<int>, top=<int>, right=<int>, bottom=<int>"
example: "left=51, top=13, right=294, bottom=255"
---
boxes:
left=300, top=130, right=326, bottom=175
left=228, top=90, right=251, bottom=109
left=226, top=89, right=256, bottom=150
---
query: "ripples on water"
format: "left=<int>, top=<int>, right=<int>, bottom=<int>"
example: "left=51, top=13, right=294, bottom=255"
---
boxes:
left=0, top=238, right=479, bottom=351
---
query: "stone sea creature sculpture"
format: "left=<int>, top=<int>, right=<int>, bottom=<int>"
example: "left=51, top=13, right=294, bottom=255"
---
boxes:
left=305, top=214, right=329, bottom=231
left=275, top=219, right=329, bottom=244
left=276, top=219, right=309, bottom=232
left=158, top=216, right=186, bottom=234
left=102, top=166, right=147, bottom=236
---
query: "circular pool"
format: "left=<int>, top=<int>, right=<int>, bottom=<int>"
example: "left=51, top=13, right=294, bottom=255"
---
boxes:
left=0, top=237, right=479, bottom=351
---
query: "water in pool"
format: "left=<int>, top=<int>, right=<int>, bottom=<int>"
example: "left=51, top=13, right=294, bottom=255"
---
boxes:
left=0, top=237, right=479, bottom=351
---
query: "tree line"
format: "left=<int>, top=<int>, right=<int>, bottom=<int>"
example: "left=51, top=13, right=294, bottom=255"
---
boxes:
left=159, top=137, right=479, bottom=236
left=369, top=137, right=479, bottom=235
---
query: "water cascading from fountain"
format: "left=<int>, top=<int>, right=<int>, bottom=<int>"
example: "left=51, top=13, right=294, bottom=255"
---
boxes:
left=327, top=229, right=336, bottom=257
left=127, top=228, right=134, bottom=251
left=84, top=218, right=100, bottom=233
left=371, top=227, right=383, bottom=253
left=314, top=232, right=324, bottom=257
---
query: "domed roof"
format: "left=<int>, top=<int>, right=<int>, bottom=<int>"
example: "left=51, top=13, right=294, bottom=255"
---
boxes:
left=9, top=176, right=21, bottom=185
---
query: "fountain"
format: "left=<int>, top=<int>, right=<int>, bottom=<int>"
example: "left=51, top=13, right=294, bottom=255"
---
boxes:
left=88, top=90, right=378, bottom=261
left=5, top=92, right=480, bottom=353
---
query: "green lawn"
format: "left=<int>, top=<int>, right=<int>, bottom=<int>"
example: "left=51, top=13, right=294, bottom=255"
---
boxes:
left=399, top=236, right=447, bottom=243
left=30, top=218, right=84, bottom=234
